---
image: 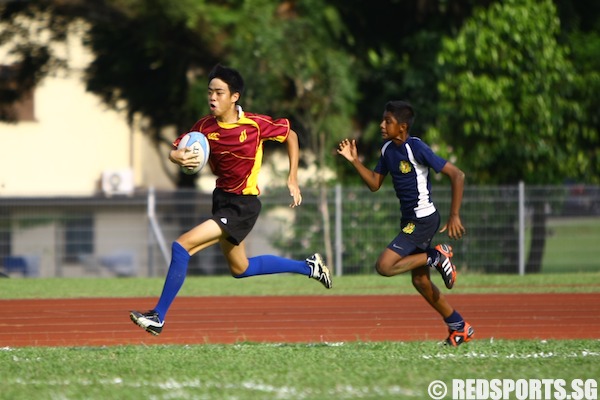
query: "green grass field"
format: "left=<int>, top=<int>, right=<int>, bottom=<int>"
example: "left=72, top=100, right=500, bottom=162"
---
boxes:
left=1, top=274, right=599, bottom=400
left=2, top=272, right=600, bottom=299
left=543, top=217, right=600, bottom=273
left=1, top=339, right=598, bottom=399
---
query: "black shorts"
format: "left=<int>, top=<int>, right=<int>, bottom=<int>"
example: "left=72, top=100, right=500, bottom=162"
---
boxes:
left=212, top=188, right=261, bottom=245
left=387, top=211, right=441, bottom=256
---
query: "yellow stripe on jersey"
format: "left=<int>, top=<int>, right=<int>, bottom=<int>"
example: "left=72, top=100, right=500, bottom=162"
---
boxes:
left=243, top=140, right=264, bottom=195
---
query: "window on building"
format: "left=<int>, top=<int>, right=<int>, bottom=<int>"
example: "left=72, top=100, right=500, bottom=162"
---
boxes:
left=63, top=215, right=94, bottom=263
left=0, top=209, right=11, bottom=267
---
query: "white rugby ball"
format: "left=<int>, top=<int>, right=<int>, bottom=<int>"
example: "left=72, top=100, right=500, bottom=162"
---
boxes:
left=177, top=131, right=210, bottom=175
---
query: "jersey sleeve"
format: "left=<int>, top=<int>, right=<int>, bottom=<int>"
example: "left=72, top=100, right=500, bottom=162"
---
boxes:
left=374, top=157, right=388, bottom=176
left=373, top=141, right=391, bottom=175
left=254, top=115, right=290, bottom=142
left=412, top=139, right=447, bottom=173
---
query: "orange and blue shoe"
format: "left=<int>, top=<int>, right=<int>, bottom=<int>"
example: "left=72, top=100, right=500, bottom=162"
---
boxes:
left=434, top=244, right=456, bottom=289
left=445, top=322, right=475, bottom=346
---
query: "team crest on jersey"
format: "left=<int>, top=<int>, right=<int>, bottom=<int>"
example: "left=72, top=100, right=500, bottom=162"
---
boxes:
left=402, top=222, right=415, bottom=234
left=207, top=132, right=220, bottom=140
left=399, top=161, right=412, bottom=174
left=239, top=130, right=247, bottom=142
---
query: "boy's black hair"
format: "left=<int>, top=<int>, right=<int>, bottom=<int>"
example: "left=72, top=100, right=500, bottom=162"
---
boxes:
left=385, top=100, right=415, bottom=131
left=208, top=64, right=245, bottom=97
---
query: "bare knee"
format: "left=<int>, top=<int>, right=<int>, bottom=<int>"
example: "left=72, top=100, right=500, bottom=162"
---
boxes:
left=229, top=261, right=248, bottom=277
left=375, top=261, right=394, bottom=277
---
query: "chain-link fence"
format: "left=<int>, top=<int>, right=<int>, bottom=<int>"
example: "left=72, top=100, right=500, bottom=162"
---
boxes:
left=1, top=184, right=598, bottom=278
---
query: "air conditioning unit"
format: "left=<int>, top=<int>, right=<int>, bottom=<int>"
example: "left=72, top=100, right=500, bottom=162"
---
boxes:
left=102, top=169, right=134, bottom=197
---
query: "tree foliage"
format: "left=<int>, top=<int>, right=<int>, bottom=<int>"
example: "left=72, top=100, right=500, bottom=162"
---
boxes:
left=431, top=0, right=587, bottom=185
left=566, top=30, right=600, bottom=180
left=2, top=0, right=598, bottom=186
left=427, top=0, right=599, bottom=273
left=83, top=0, right=215, bottom=129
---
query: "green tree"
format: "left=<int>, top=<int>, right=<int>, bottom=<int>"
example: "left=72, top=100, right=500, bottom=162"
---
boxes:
left=430, top=0, right=590, bottom=272
left=326, top=0, right=495, bottom=176
left=564, top=32, right=600, bottom=178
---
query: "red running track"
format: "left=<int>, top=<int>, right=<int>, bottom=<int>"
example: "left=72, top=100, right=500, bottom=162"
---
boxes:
left=1, top=293, right=599, bottom=347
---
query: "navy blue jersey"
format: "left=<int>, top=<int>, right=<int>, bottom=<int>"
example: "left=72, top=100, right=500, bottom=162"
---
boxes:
left=374, top=137, right=447, bottom=219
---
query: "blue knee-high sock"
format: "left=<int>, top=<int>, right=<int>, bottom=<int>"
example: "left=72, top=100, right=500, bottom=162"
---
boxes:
left=444, top=310, right=465, bottom=331
left=234, top=255, right=311, bottom=278
left=154, top=242, right=190, bottom=320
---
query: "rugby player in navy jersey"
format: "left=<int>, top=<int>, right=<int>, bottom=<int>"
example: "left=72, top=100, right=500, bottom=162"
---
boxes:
left=130, top=64, right=332, bottom=336
left=337, top=100, right=473, bottom=346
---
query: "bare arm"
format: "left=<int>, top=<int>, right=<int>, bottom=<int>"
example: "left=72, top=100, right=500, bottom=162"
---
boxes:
left=286, top=129, right=302, bottom=208
left=337, top=139, right=385, bottom=192
left=439, top=161, right=466, bottom=239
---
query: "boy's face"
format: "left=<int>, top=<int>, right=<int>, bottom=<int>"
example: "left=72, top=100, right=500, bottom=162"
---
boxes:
left=380, top=111, right=408, bottom=142
left=207, top=78, right=239, bottom=118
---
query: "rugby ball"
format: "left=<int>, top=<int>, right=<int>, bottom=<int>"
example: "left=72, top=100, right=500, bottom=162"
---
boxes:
left=177, top=131, right=210, bottom=175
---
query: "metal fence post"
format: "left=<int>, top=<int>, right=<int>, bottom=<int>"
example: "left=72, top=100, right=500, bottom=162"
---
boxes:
left=518, top=181, right=525, bottom=276
left=148, top=187, right=170, bottom=273
left=335, top=183, right=343, bottom=276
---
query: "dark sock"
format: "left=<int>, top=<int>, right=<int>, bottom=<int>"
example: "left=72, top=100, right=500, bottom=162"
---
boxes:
left=426, top=248, right=440, bottom=267
left=444, top=310, right=465, bottom=331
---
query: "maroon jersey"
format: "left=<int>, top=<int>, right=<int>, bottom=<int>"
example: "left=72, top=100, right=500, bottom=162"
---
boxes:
left=173, top=107, right=290, bottom=195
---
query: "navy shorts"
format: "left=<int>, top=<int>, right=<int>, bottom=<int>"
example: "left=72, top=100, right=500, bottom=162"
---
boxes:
left=211, top=188, right=261, bottom=245
left=387, top=211, right=441, bottom=257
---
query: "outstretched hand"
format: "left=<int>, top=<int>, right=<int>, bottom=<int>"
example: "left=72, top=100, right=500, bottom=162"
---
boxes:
left=337, top=139, right=358, bottom=162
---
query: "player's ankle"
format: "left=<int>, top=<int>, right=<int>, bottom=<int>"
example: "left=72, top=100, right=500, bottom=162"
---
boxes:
left=426, top=248, right=439, bottom=267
